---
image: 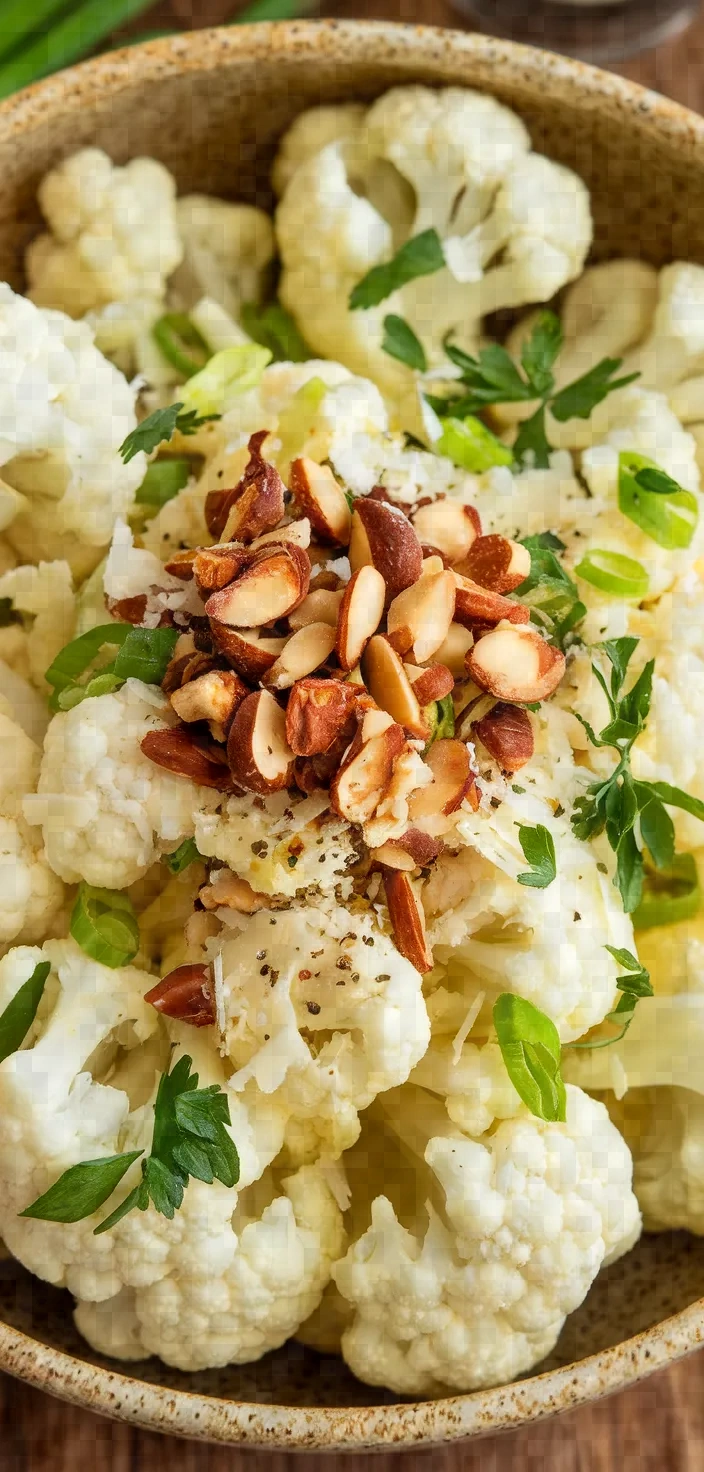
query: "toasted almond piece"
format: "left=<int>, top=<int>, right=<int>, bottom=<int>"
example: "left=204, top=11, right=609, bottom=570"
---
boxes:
left=204, top=429, right=269, bottom=539
left=227, top=689, right=295, bottom=794
left=251, top=517, right=311, bottom=552
left=289, top=457, right=352, bottom=546
left=473, top=701, right=535, bottom=771
left=288, top=589, right=343, bottom=631
left=408, top=738, right=476, bottom=822
left=205, top=430, right=285, bottom=543
left=141, top=725, right=235, bottom=789
left=362, top=635, right=429, bottom=738
left=382, top=870, right=433, bottom=973
left=373, top=828, right=443, bottom=869
left=349, top=499, right=423, bottom=604
left=453, top=573, right=529, bottom=630
left=409, top=663, right=455, bottom=706
left=263, top=622, right=337, bottom=691
left=144, top=964, right=215, bottom=1028
left=199, top=871, right=270, bottom=913
left=170, top=669, right=250, bottom=729
left=420, top=553, right=447, bottom=575
left=411, top=499, right=479, bottom=565
left=193, top=543, right=249, bottom=594
left=285, top=677, right=359, bottom=756
left=205, top=543, right=309, bottom=628
left=161, top=650, right=206, bottom=695
left=467, top=627, right=566, bottom=703
left=208, top=622, right=286, bottom=680
left=431, top=622, right=474, bottom=678
left=335, top=565, right=386, bottom=671
left=387, top=568, right=456, bottom=664
left=105, top=593, right=148, bottom=625
left=330, top=717, right=405, bottom=824
left=458, top=534, right=531, bottom=593
left=163, top=548, right=197, bottom=580
left=371, top=843, right=417, bottom=871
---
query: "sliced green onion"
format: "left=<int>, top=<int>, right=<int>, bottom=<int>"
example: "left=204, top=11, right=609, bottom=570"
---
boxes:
left=618, top=451, right=699, bottom=550
left=0, top=961, right=50, bottom=1064
left=164, top=839, right=202, bottom=875
left=576, top=548, right=649, bottom=599
left=112, top=627, right=180, bottom=686
left=152, top=314, right=211, bottom=379
left=422, top=693, right=455, bottom=754
left=180, top=345, right=271, bottom=418
left=633, top=852, right=701, bottom=930
left=0, top=0, right=157, bottom=99
left=45, top=624, right=132, bottom=707
left=57, top=670, right=124, bottom=712
left=240, top=302, right=311, bottom=363
left=136, top=460, right=191, bottom=510
left=436, top=416, right=513, bottom=474
left=70, top=884, right=140, bottom=968
left=276, top=376, right=329, bottom=466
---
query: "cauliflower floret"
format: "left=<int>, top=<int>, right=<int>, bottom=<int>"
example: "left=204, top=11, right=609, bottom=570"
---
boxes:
left=26, top=149, right=182, bottom=360
left=0, top=559, right=75, bottom=688
left=276, top=86, right=590, bottom=424
left=424, top=772, right=632, bottom=1042
left=195, top=790, right=358, bottom=900
left=333, top=1083, right=640, bottom=1394
left=272, top=104, right=366, bottom=197
left=25, top=680, right=218, bottom=889
left=169, top=195, right=275, bottom=320
left=0, top=284, right=145, bottom=571
left=217, top=902, right=431, bottom=1162
left=0, top=710, right=64, bottom=946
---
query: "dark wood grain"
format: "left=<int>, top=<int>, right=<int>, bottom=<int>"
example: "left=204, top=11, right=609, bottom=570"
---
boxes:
left=4, top=2, right=704, bottom=1465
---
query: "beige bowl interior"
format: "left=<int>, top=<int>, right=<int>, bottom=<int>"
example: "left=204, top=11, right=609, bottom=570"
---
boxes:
left=1, top=19, right=704, bottom=1450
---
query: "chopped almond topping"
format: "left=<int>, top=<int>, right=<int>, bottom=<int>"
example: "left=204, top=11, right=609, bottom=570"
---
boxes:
left=362, top=635, right=429, bottom=738
left=430, top=622, right=474, bottom=678
left=411, top=499, right=479, bottom=565
left=408, top=738, right=477, bottom=826
left=144, top=964, right=215, bottom=1028
left=458, top=533, right=531, bottom=593
left=473, top=701, right=535, bottom=771
left=336, top=565, right=386, bottom=671
left=141, top=725, right=236, bottom=789
left=163, top=548, right=197, bottom=580
left=205, top=430, right=284, bottom=542
left=409, top=663, right=455, bottom=706
left=251, top=517, right=311, bottom=552
left=208, top=622, right=286, bottom=680
left=289, top=457, right=352, bottom=545
left=387, top=567, right=456, bottom=664
left=289, top=588, right=344, bottom=631
left=227, top=689, right=295, bottom=794
left=383, top=869, right=434, bottom=973
left=199, top=871, right=270, bottom=913
left=285, top=677, right=359, bottom=756
left=193, top=543, right=249, bottom=594
left=170, top=669, right=249, bottom=730
left=331, top=715, right=406, bottom=825
left=466, top=627, right=566, bottom=704
left=453, top=573, right=529, bottom=630
left=205, top=543, right=310, bottom=628
left=349, top=499, right=423, bottom=605
left=263, top=622, right=337, bottom=691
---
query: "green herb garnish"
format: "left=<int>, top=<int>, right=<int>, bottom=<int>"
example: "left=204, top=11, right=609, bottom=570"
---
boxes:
left=493, top=993, right=566, bottom=1122
left=381, top=314, right=427, bottom=372
left=241, top=301, right=312, bottom=363
left=164, top=839, right=203, bottom=876
left=0, top=961, right=51, bottom=1064
left=514, top=531, right=586, bottom=650
left=570, top=947, right=652, bottom=1049
left=349, top=229, right=445, bottom=311
left=516, top=824, right=557, bottom=889
left=120, top=403, right=221, bottom=465
left=70, top=884, right=140, bottom=969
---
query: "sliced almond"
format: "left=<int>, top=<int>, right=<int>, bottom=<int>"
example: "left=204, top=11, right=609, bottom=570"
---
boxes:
left=408, top=738, right=476, bottom=822
left=161, top=650, right=213, bottom=695
left=387, top=568, right=456, bottom=664
left=362, top=635, right=429, bottom=738
left=263, top=622, right=337, bottom=691
left=383, top=869, right=433, bottom=973
left=251, top=517, right=311, bottom=552
left=205, top=430, right=284, bottom=543
left=227, top=689, right=295, bottom=794
left=170, top=669, right=250, bottom=730
left=467, top=628, right=566, bottom=703
left=330, top=717, right=405, bottom=824
left=288, top=588, right=343, bottom=631
left=208, top=622, right=286, bottom=680
left=453, top=573, right=529, bottom=630
left=473, top=701, right=535, bottom=771
left=431, top=622, right=474, bottom=678
left=289, top=457, right=352, bottom=546
left=199, top=871, right=270, bottom=913
left=371, top=843, right=416, bottom=871
left=193, top=543, right=249, bottom=594
left=163, top=548, right=197, bottom=581
left=373, top=829, right=443, bottom=869
left=409, top=663, right=455, bottom=706
left=349, top=499, right=423, bottom=604
left=458, top=534, right=531, bottom=593
left=141, top=725, right=235, bottom=789
left=411, top=499, right=479, bottom=565
left=335, top=565, right=386, bottom=671
left=144, top=964, right=215, bottom=1028
left=420, top=553, right=447, bottom=575
left=285, top=677, right=359, bottom=756
left=105, top=593, right=148, bottom=625
left=205, top=543, right=309, bottom=628
left=204, top=431, right=270, bottom=539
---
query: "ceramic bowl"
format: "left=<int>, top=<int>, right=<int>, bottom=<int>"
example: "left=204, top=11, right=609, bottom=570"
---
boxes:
left=0, top=19, right=703, bottom=1451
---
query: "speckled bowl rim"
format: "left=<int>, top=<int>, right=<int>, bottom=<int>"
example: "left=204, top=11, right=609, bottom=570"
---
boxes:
left=0, top=18, right=703, bottom=1449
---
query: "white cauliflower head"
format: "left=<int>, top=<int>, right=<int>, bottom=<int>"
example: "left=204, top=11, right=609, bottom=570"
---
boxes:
left=169, top=195, right=275, bottom=319
left=217, top=901, right=431, bottom=1162
left=0, top=284, right=146, bottom=568
left=0, top=559, right=75, bottom=688
left=0, top=710, right=64, bottom=946
left=25, top=679, right=218, bottom=890
left=276, top=86, right=591, bottom=422
left=333, top=1082, right=640, bottom=1394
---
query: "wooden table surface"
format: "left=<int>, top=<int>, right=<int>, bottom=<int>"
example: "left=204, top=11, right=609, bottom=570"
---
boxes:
left=4, top=2, right=704, bottom=1467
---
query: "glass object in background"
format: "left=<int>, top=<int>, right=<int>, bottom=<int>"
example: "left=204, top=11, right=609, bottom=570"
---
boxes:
left=450, top=0, right=698, bottom=63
